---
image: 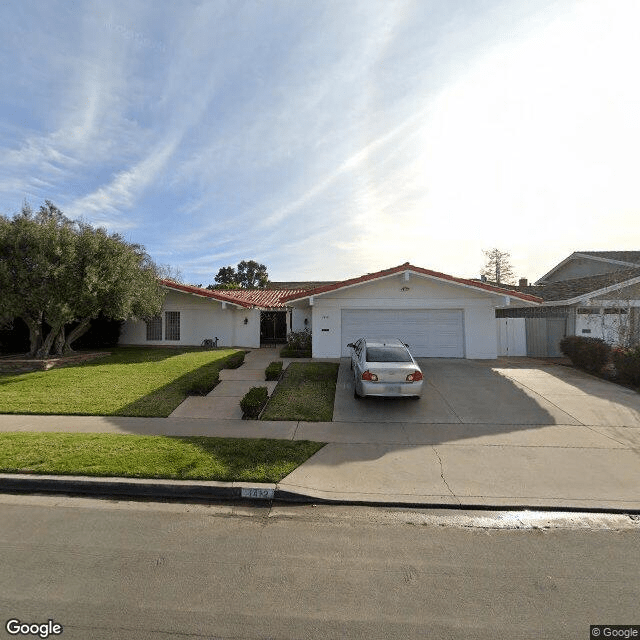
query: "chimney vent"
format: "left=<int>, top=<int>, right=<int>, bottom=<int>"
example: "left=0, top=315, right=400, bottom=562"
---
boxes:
left=519, top=278, right=528, bottom=287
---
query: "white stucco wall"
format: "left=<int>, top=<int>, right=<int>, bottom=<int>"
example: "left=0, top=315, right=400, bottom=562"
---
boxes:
left=305, top=272, right=519, bottom=359
left=291, top=307, right=312, bottom=333
left=119, top=290, right=260, bottom=347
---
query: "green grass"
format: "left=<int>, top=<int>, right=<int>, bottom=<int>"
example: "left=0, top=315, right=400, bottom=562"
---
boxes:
left=0, top=347, right=243, bottom=417
left=0, top=432, right=325, bottom=482
left=261, top=362, right=339, bottom=422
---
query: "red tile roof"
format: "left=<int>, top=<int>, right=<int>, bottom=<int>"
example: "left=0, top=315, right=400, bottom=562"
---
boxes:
left=220, top=288, right=306, bottom=308
left=280, top=263, right=543, bottom=304
left=159, top=280, right=304, bottom=309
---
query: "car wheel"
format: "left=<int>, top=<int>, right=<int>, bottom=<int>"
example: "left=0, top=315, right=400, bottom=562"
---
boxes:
left=354, top=389, right=361, bottom=399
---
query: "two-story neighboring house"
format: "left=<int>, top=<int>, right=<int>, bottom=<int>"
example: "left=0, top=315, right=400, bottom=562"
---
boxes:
left=497, top=251, right=640, bottom=357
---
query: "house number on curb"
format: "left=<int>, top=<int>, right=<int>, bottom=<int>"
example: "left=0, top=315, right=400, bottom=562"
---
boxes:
left=241, top=488, right=275, bottom=499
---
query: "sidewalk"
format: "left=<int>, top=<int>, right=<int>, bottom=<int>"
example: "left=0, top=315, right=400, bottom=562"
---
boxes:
left=0, top=413, right=638, bottom=511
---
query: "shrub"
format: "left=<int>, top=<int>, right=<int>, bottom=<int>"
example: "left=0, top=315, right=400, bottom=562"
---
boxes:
left=280, top=330, right=311, bottom=357
left=240, top=386, right=269, bottom=419
left=559, top=336, right=611, bottom=374
left=265, top=361, right=283, bottom=381
left=225, top=351, right=246, bottom=369
left=611, top=346, right=640, bottom=388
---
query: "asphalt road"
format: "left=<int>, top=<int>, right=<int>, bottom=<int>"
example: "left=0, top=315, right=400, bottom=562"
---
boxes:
left=0, top=495, right=638, bottom=640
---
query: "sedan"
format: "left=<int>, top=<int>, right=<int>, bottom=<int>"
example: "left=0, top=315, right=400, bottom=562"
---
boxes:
left=347, top=337, right=424, bottom=399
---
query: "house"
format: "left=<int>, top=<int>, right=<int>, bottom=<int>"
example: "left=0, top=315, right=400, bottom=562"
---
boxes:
left=497, top=251, right=640, bottom=356
left=119, top=279, right=311, bottom=348
left=120, top=263, right=541, bottom=359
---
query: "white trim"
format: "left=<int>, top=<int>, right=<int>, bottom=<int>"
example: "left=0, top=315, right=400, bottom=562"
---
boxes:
left=159, top=284, right=245, bottom=309
left=286, top=269, right=540, bottom=305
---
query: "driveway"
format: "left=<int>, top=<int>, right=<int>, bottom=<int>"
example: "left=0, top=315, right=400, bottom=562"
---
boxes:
left=333, top=357, right=640, bottom=429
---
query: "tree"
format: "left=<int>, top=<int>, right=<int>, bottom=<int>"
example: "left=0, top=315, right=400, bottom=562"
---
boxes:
left=0, top=201, right=164, bottom=358
left=209, top=260, right=268, bottom=290
left=481, top=248, right=516, bottom=285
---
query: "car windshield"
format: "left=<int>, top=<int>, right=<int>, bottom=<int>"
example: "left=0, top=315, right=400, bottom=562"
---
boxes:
left=366, top=346, right=413, bottom=363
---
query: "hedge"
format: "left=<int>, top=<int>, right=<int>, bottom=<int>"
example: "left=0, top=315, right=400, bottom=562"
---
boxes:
left=265, top=361, right=283, bottom=381
left=559, top=336, right=611, bottom=374
left=240, top=386, right=269, bottom=419
left=611, top=346, right=640, bottom=388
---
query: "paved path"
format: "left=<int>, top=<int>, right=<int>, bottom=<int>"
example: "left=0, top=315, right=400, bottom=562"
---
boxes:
left=169, top=346, right=281, bottom=419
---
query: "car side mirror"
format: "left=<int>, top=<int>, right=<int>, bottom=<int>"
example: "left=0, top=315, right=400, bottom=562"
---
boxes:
left=346, top=343, right=354, bottom=348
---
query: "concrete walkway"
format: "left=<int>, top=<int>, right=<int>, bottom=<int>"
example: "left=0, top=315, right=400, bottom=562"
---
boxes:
left=169, top=346, right=282, bottom=419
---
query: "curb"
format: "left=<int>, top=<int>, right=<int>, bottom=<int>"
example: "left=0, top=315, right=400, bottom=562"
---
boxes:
left=1, top=474, right=639, bottom=514
left=0, top=474, right=277, bottom=502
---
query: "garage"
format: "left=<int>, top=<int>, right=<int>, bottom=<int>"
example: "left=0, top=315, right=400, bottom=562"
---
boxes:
left=341, top=309, right=464, bottom=357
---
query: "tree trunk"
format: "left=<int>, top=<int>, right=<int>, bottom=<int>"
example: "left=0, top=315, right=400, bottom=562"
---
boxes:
left=35, top=322, right=64, bottom=359
left=22, top=314, right=43, bottom=357
left=63, top=318, right=92, bottom=353
left=54, top=327, right=66, bottom=356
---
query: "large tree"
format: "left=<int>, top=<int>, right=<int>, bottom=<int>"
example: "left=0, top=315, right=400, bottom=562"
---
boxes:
left=0, top=201, right=164, bottom=358
left=481, top=248, right=516, bottom=285
left=209, top=260, right=268, bottom=290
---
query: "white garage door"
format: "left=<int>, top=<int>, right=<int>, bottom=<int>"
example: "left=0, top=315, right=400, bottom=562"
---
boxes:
left=341, top=309, right=464, bottom=357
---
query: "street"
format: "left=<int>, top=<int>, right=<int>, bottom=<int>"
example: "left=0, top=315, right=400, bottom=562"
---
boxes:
left=0, top=494, right=638, bottom=639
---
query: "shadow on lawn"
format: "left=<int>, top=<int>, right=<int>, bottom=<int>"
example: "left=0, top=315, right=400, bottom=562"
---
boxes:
left=112, top=351, right=245, bottom=417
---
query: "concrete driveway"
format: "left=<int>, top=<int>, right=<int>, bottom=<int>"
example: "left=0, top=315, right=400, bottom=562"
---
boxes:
left=333, top=357, right=640, bottom=429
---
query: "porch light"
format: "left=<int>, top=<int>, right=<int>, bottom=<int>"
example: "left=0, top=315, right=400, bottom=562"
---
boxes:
left=304, top=318, right=309, bottom=326
left=243, top=317, right=248, bottom=325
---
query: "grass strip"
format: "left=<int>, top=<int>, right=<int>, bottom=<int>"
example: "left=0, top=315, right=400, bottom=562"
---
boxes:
left=0, top=433, right=325, bottom=483
left=0, top=347, right=242, bottom=417
left=261, top=362, right=339, bottom=422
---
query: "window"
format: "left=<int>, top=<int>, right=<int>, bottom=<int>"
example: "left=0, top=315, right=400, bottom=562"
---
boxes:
left=165, top=311, right=180, bottom=341
left=146, top=316, right=162, bottom=341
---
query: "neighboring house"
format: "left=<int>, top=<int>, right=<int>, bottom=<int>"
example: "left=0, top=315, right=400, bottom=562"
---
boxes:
left=497, top=251, right=640, bottom=356
left=119, top=264, right=541, bottom=358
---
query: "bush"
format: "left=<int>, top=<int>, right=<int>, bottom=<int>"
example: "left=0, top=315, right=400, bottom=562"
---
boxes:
left=281, top=330, right=311, bottom=357
left=559, top=336, right=611, bottom=374
left=225, top=351, right=246, bottom=369
left=611, top=346, right=640, bottom=388
left=265, top=361, right=283, bottom=381
left=240, top=386, right=269, bottom=419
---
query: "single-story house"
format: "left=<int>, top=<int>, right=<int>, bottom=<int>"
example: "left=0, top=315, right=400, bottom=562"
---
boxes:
left=496, top=251, right=640, bottom=356
left=120, top=263, right=541, bottom=359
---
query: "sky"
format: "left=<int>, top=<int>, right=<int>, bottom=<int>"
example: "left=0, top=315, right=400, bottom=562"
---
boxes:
left=1, top=0, right=639, bottom=286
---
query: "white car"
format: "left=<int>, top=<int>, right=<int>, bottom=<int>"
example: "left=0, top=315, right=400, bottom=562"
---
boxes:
left=347, top=337, right=424, bottom=399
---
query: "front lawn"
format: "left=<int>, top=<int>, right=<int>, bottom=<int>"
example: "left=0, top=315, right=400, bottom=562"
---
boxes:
left=261, top=362, right=339, bottom=421
left=0, top=347, right=243, bottom=417
left=0, top=433, right=325, bottom=482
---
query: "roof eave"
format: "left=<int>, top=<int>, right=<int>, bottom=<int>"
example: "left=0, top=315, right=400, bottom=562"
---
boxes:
left=281, top=266, right=542, bottom=304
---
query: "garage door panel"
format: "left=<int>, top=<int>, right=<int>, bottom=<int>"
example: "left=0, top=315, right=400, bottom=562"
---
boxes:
left=341, top=309, right=464, bottom=357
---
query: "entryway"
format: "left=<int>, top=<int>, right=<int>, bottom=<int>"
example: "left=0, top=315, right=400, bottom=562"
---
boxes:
left=260, top=311, right=287, bottom=344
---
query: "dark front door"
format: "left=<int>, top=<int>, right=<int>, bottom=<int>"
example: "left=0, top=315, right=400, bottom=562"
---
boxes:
left=260, top=311, right=287, bottom=344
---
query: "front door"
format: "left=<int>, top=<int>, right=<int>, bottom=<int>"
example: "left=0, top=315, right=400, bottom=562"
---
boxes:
left=260, top=311, right=287, bottom=344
